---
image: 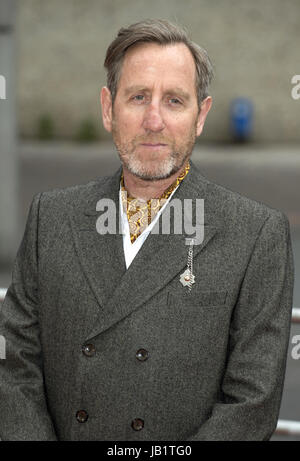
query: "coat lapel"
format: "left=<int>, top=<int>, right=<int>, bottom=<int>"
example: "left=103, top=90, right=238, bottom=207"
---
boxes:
left=69, top=160, right=222, bottom=340
left=68, top=165, right=126, bottom=311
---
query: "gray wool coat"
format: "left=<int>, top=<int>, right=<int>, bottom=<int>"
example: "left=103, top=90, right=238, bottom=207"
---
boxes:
left=0, top=160, right=294, bottom=441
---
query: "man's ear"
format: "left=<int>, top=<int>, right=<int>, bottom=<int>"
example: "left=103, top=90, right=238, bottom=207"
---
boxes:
left=100, top=87, right=113, bottom=133
left=196, top=96, right=212, bottom=137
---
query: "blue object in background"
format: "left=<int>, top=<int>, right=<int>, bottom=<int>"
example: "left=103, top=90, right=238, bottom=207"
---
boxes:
left=230, top=97, right=253, bottom=141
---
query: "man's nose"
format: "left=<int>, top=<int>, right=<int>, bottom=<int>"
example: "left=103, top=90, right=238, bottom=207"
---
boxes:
left=142, top=103, right=165, bottom=132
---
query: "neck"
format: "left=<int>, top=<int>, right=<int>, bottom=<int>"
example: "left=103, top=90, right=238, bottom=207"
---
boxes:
left=122, top=161, right=189, bottom=201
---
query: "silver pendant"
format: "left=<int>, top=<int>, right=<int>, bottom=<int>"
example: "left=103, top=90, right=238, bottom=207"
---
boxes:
left=180, top=239, right=195, bottom=291
left=180, top=269, right=195, bottom=287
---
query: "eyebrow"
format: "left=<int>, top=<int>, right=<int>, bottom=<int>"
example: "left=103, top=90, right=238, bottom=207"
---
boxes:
left=123, top=85, right=191, bottom=101
left=123, top=86, right=148, bottom=96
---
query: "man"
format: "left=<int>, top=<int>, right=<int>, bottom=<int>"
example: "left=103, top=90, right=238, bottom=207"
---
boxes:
left=0, top=19, right=294, bottom=441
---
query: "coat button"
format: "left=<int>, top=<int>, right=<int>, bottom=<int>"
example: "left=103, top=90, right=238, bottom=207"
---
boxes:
left=131, top=418, right=144, bottom=431
left=82, top=344, right=96, bottom=357
left=76, top=410, right=88, bottom=423
left=136, top=348, right=149, bottom=361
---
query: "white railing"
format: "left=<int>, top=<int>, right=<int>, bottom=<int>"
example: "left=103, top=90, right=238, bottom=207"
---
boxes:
left=275, top=419, right=300, bottom=436
left=292, top=308, right=300, bottom=323
left=0, top=288, right=7, bottom=301
left=1, top=287, right=300, bottom=436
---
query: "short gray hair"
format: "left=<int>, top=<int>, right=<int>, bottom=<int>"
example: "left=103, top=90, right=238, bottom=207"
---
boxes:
left=104, top=19, right=214, bottom=109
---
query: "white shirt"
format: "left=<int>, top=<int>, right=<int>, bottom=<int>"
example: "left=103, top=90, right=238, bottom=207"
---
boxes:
left=119, top=183, right=179, bottom=269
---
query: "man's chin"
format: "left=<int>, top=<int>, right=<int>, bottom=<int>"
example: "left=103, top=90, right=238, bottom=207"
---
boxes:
left=126, top=161, right=178, bottom=181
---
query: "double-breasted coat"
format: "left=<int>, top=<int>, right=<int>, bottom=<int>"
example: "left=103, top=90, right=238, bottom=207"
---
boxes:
left=0, top=160, right=294, bottom=440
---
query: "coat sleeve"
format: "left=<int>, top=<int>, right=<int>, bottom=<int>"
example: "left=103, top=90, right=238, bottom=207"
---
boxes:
left=0, top=193, right=58, bottom=440
left=187, top=211, right=294, bottom=441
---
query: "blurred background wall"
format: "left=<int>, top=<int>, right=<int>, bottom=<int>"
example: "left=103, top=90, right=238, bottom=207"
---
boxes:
left=16, top=0, right=300, bottom=143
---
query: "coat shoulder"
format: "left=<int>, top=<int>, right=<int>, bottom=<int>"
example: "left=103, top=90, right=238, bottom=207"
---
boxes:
left=39, top=176, right=111, bottom=204
left=29, top=174, right=119, bottom=230
left=201, top=174, right=289, bottom=232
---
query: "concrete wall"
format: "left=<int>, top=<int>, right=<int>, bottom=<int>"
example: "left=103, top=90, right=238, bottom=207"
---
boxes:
left=16, top=0, right=300, bottom=142
left=0, top=0, right=18, bottom=265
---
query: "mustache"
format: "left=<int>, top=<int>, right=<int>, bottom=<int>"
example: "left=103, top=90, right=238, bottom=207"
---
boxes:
left=133, top=135, right=172, bottom=145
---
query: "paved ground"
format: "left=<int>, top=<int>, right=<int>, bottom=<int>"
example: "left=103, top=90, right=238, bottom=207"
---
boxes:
left=1, top=141, right=300, bottom=440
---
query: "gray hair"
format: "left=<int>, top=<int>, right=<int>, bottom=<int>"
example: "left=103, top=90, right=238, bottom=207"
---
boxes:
left=104, top=19, right=214, bottom=109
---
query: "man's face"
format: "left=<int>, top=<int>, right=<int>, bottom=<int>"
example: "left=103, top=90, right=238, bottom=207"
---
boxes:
left=101, top=42, right=211, bottom=180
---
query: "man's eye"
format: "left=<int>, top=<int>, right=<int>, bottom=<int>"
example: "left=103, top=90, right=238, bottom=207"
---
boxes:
left=133, top=95, right=144, bottom=101
left=169, top=98, right=182, bottom=105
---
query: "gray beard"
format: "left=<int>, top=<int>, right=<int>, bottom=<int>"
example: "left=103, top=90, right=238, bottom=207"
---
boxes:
left=111, top=112, right=197, bottom=180
left=112, top=133, right=196, bottom=181
left=114, top=145, right=192, bottom=181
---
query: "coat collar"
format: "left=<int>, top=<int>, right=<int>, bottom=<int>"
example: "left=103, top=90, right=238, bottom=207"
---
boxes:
left=68, top=159, right=222, bottom=340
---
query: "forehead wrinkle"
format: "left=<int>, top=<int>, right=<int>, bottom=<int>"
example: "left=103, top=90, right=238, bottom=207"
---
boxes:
left=118, top=43, right=197, bottom=102
left=122, top=43, right=196, bottom=78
